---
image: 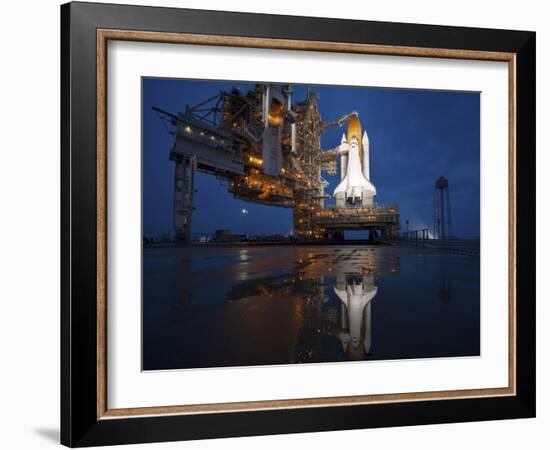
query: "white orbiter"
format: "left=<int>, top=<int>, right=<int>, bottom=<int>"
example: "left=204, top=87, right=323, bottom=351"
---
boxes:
left=333, top=116, right=377, bottom=207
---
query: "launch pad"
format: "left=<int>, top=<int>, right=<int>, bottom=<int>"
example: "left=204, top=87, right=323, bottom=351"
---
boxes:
left=155, top=83, right=399, bottom=241
left=315, top=205, right=400, bottom=240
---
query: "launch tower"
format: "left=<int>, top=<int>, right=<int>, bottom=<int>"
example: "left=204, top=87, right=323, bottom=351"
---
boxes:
left=434, top=176, right=452, bottom=239
left=154, top=83, right=399, bottom=241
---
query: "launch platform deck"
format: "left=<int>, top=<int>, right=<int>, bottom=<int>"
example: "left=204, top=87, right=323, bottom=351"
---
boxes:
left=314, top=205, right=400, bottom=239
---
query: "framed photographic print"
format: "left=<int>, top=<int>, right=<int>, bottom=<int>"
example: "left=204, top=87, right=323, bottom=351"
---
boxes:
left=61, top=1, right=536, bottom=447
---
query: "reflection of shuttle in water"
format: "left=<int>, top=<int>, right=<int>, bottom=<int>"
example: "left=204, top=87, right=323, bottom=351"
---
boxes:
left=334, top=274, right=378, bottom=359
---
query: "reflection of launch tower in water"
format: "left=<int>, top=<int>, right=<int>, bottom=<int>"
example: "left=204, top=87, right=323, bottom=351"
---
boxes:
left=143, top=244, right=480, bottom=371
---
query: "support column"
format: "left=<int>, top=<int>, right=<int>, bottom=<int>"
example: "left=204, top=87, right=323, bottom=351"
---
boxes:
left=439, top=188, right=445, bottom=239
left=336, top=192, right=346, bottom=208
left=173, top=156, right=196, bottom=241
left=361, top=191, right=374, bottom=206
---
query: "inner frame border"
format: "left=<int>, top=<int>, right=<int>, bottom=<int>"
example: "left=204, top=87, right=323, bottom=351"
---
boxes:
left=96, top=28, right=516, bottom=420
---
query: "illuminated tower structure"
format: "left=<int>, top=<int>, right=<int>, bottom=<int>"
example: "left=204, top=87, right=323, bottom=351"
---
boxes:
left=156, top=83, right=399, bottom=242
left=433, top=176, right=452, bottom=239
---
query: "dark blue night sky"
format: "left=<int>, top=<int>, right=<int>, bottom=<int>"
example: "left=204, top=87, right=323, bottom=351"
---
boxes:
left=143, top=79, right=480, bottom=239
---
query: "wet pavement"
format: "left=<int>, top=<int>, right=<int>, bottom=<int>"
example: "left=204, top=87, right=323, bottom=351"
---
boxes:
left=142, top=244, right=480, bottom=370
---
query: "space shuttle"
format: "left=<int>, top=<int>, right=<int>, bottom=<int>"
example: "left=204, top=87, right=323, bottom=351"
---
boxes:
left=334, top=116, right=377, bottom=207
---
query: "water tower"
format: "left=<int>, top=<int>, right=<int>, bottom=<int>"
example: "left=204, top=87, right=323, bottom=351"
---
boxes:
left=434, top=176, right=452, bottom=239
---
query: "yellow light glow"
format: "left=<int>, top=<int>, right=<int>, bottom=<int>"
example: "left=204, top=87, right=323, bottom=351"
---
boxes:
left=267, top=98, right=284, bottom=126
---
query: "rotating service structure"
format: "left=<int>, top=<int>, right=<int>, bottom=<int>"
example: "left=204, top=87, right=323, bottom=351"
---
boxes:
left=154, top=83, right=399, bottom=241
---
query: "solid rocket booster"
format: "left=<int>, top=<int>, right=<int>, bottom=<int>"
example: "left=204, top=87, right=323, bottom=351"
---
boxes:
left=333, top=116, right=376, bottom=207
